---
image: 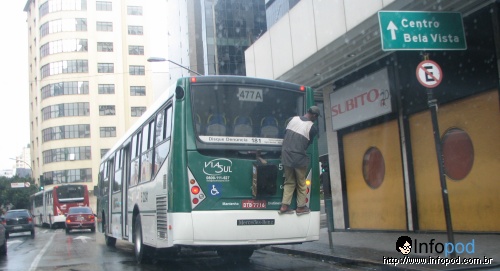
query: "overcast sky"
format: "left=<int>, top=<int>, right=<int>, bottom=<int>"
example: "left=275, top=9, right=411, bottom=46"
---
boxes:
left=0, top=2, right=29, bottom=170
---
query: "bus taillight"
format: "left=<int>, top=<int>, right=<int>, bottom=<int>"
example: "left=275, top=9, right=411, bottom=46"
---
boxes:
left=300, top=85, right=305, bottom=91
left=191, top=186, right=200, bottom=195
left=188, top=168, right=206, bottom=209
left=191, top=77, right=197, bottom=83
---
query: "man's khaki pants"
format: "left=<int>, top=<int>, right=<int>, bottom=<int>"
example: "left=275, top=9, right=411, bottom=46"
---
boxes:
left=281, top=165, right=307, bottom=207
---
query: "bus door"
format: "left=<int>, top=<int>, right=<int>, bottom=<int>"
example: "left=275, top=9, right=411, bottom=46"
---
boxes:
left=121, top=144, right=131, bottom=238
left=110, top=150, right=123, bottom=237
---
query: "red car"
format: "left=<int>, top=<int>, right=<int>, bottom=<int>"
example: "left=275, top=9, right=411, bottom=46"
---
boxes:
left=65, top=207, right=95, bottom=234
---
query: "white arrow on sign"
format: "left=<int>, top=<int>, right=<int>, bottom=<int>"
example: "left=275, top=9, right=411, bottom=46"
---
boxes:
left=386, top=21, right=398, bottom=40
left=73, top=236, right=92, bottom=243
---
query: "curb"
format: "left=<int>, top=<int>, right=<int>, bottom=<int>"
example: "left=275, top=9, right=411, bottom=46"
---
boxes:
left=268, top=245, right=428, bottom=271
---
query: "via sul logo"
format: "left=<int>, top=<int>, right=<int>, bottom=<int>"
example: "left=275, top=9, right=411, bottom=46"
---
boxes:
left=203, top=158, right=233, bottom=175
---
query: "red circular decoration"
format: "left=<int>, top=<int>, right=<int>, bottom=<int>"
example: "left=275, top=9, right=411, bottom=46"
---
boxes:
left=362, top=147, right=385, bottom=189
left=442, top=128, right=474, bottom=180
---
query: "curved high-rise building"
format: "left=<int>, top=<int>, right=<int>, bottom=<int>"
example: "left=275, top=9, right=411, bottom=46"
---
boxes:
left=24, top=0, right=162, bottom=206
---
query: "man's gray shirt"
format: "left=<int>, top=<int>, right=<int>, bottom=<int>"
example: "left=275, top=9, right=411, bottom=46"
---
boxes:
left=281, top=116, right=318, bottom=168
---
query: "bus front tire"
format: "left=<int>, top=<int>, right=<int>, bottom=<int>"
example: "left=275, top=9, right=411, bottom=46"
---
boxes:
left=134, top=214, right=153, bottom=264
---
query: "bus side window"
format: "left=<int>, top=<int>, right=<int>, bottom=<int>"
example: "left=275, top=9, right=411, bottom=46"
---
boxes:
left=103, top=161, right=109, bottom=195
left=113, top=149, right=122, bottom=192
left=98, top=163, right=105, bottom=196
left=153, top=106, right=172, bottom=176
left=130, top=132, right=141, bottom=186
left=140, top=121, right=154, bottom=183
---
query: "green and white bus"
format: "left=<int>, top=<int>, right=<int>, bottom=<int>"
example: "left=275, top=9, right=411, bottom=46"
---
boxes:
left=96, top=75, right=320, bottom=263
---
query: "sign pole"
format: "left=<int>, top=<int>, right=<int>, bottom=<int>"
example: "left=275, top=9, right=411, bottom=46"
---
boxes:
left=422, top=53, right=456, bottom=257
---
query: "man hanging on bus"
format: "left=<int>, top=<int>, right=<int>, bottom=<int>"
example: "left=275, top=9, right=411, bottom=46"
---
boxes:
left=279, top=105, right=320, bottom=215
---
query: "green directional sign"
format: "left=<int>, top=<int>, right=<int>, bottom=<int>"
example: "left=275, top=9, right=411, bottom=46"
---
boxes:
left=378, top=11, right=466, bottom=51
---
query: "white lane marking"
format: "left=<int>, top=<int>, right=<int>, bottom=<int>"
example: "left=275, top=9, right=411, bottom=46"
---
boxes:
left=29, top=232, right=56, bottom=271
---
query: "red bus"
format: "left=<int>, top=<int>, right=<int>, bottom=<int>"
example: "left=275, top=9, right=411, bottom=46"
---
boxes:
left=30, top=184, right=90, bottom=229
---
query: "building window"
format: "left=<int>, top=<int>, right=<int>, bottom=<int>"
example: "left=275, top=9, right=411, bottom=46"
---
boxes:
left=128, top=45, right=144, bottom=55
left=98, top=63, right=114, bottom=73
left=40, top=0, right=87, bottom=18
left=96, top=1, right=112, bottom=11
left=40, top=60, right=88, bottom=79
left=41, top=102, right=90, bottom=121
left=130, top=86, right=146, bottom=96
left=100, top=127, right=116, bottom=137
left=40, top=18, right=87, bottom=38
left=40, top=39, right=88, bottom=58
left=101, top=149, right=110, bottom=157
left=99, top=105, right=116, bottom=116
left=43, top=146, right=91, bottom=164
left=127, top=6, right=143, bottom=15
left=131, top=107, right=147, bottom=117
left=129, top=65, right=145, bottom=75
left=97, top=22, right=113, bottom=31
left=42, top=124, right=90, bottom=142
left=128, top=25, right=143, bottom=35
left=97, top=42, right=113, bottom=52
left=41, top=81, right=89, bottom=100
left=98, top=84, right=115, bottom=94
left=43, top=169, right=92, bottom=184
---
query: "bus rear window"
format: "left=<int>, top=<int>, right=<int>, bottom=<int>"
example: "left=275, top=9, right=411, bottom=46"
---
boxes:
left=191, top=84, right=304, bottom=146
left=57, top=185, right=85, bottom=202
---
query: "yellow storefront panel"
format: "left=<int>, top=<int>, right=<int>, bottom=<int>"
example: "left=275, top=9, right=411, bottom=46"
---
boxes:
left=343, top=120, right=406, bottom=230
left=410, top=90, right=500, bottom=231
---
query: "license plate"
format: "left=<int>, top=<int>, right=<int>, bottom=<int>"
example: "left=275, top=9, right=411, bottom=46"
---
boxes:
left=237, top=219, right=275, bottom=226
left=13, top=226, right=22, bottom=230
left=241, top=199, right=267, bottom=209
left=77, top=216, right=85, bottom=221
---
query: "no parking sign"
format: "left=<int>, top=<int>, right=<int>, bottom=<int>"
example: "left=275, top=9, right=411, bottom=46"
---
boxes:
left=416, top=60, right=443, bottom=88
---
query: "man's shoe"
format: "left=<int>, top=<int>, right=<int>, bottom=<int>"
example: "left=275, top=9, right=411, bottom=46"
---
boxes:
left=296, top=206, right=310, bottom=216
left=278, top=204, right=294, bottom=214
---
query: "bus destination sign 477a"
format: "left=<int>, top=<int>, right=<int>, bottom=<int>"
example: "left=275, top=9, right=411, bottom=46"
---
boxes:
left=378, top=11, right=467, bottom=51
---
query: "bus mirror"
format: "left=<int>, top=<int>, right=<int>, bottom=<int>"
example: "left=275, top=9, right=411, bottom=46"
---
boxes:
left=93, top=186, right=99, bottom=196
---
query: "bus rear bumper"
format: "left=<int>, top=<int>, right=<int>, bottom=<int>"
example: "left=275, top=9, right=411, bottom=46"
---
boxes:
left=168, top=211, right=320, bottom=247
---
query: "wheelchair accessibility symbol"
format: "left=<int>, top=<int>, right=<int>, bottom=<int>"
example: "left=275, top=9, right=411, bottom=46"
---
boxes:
left=209, top=184, right=222, bottom=197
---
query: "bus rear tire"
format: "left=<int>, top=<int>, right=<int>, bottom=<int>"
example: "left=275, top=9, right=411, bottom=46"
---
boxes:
left=217, top=247, right=254, bottom=263
left=134, top=214, right=153, bottom=264
left=0, top=237, right=6, bottom=255
left=105, top=235, right=116, bottom=247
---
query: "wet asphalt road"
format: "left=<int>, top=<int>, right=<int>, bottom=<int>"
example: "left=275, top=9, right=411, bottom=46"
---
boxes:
left=0, top=226, right=382, bottom=271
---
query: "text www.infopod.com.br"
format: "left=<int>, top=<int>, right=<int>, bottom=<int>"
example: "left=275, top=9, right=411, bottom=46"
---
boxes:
left=383, top=256, right=494, bottom=267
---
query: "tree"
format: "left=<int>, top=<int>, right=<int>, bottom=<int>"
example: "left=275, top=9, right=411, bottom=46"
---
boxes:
left=0, top=175, right=39, bottom=213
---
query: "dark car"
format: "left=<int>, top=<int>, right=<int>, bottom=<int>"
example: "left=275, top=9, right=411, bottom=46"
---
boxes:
left=0, top=217, right=6, bottom=256
left=65, top=207, right=95, bottom=234
left=3, top=209, right=35, bottom=239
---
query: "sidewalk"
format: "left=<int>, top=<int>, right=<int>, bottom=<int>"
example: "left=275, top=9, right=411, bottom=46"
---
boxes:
left=269, top=212, right=500, bottom=270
